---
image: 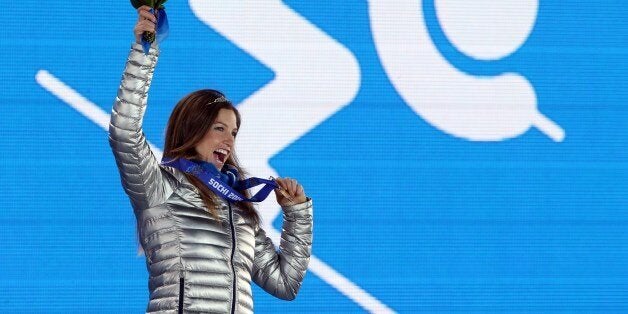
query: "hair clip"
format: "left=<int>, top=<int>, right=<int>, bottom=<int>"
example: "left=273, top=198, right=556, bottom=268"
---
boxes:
left=208, top=96, right=228, bottom=105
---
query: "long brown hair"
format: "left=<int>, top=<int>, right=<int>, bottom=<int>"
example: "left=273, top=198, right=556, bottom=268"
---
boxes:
left=163, top=89, right=259, bottom=225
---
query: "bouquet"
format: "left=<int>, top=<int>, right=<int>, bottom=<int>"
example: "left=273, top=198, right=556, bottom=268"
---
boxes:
left=131, top=0, right=167, bottom=9
left=131, top=0, right=169, bottom=53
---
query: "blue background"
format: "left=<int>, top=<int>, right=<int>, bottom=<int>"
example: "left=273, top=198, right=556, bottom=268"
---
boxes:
left=0, top=1, right=626, bottom=313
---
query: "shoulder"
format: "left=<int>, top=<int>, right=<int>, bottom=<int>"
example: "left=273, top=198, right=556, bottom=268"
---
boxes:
left=160, top=164, right=186, bottom=185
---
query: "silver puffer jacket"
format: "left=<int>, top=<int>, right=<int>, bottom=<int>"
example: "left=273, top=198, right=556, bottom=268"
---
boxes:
left=109, top=44, right=313, bottom=314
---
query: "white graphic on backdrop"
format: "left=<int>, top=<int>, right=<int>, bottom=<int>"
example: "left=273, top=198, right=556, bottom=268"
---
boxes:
left=188, top=0, right=360, bottom=231
left=188, top=2, right=394, bottom=313
left=369, top=0, right=565, bottom=142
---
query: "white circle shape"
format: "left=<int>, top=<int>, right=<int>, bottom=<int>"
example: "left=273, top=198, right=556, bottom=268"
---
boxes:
left=435, top=0, right=539, bottom=60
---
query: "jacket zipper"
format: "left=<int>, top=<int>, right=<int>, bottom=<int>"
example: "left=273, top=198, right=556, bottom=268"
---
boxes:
left=178, top=276, right=184, bottom=314
left=228, top=203, right=237, bottom=314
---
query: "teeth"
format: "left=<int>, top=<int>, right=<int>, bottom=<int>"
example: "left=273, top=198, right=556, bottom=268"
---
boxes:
left=215, top=149, right=229, bottom=155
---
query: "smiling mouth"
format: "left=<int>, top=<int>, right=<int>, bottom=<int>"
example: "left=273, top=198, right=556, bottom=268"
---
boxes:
left=213, top=149, right=229, bottom=164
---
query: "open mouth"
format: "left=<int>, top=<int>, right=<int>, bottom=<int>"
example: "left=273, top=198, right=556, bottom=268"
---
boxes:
left=213, top=148, right=229, bottom=164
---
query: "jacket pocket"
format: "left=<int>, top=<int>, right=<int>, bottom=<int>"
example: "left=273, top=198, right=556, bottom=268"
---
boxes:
left=178, top=277, right=185, bottom=314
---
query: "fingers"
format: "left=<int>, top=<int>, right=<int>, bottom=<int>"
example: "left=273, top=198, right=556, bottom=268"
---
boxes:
left=286, top=178, right=296, bottom=194
left=273, top=178, right=288, bottom=193
left=273, top=177, right=307, bottom=206
left=135, top=19, right=156, bottom=33
left=134, top=23, right=156, bottom=44
left=137, top=6, right=157, bottom=23
left=133, top=5, right=157, bottom=44
left=274, top=178, right=291, bottom=193
left=134, top=6, right=157, bottom=44
left=274, top=177, right=304, bottom=197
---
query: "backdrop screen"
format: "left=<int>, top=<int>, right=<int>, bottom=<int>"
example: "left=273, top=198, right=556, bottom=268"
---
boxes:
left=1, top=1, right=627, bottom=313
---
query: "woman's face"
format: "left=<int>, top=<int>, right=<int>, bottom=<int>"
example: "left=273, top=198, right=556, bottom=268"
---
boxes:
left=194, top=108, right=238, bottom=170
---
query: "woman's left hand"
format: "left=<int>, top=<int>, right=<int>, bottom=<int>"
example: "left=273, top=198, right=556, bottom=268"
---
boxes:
left=273, top=177, right=307, bottom=207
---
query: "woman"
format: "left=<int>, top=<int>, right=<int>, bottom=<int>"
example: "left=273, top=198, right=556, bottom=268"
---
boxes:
left=109, top=6, right=313, bottom=313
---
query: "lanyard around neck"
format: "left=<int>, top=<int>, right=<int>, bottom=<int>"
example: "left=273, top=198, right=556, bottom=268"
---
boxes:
left=162, top=157, right=277, bottom=203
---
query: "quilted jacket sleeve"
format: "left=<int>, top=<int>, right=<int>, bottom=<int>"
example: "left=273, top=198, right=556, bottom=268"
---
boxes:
left=109, top=43, right=173, bottom=212
left=252, top=199, right=313, bottom=300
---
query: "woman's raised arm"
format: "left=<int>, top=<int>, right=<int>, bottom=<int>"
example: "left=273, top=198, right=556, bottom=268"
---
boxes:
left=108, top=6, right=174, bottom=212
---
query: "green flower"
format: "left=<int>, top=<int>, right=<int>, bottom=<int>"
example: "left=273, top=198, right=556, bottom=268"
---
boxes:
left=131, top=0, right=167, bottom=10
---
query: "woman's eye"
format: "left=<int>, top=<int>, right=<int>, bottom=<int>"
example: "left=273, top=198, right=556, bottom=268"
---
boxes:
left=214, top=126, right=224, bottom=131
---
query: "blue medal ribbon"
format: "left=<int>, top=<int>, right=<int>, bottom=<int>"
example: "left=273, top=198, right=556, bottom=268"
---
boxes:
left=142, top=8, right=169, bottom=54
left=162, top=157, right=278, bottom=203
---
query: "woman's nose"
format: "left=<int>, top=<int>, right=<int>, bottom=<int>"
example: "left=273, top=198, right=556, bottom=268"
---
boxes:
left=225, top=133, right=235, bottom=144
